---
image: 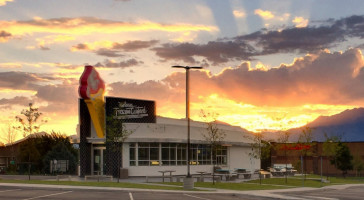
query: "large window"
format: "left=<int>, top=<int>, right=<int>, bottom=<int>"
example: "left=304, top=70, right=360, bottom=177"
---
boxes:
left=129, top=143, right=227, bottom=166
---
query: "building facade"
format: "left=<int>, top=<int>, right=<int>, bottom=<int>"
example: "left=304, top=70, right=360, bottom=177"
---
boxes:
left=79, top=98, right=259, bottom=177
left=271, top=142, right=364, bottom=176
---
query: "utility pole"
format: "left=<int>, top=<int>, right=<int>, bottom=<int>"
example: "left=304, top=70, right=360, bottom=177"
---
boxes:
left=172, top=65, right=202, bottom=189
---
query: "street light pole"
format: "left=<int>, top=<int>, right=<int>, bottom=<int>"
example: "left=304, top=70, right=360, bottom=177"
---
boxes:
left=172, top=65, right=202, bottom=178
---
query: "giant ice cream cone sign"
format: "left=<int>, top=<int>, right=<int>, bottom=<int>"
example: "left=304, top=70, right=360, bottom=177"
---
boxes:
left=79, top=65, right=105, bottom=138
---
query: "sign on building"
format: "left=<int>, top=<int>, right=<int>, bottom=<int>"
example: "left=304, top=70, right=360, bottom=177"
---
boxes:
left=105, top=97, right=156, bottom=123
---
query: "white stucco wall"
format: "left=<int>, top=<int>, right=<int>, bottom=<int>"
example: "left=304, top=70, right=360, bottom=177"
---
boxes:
left=90, top=117, right=259, bottom=176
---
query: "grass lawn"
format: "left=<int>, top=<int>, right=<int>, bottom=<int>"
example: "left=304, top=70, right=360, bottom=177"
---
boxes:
left=0, top=179, right=188, bottom=191
left=248, top=175, right=364, bottom=188
left=1, top=175, right=364, bottom=191
left=163, top=175, right=364, bottom=190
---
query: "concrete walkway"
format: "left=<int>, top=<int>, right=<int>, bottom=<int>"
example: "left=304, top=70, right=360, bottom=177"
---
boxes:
left=0, top=175, right=362, bottom=200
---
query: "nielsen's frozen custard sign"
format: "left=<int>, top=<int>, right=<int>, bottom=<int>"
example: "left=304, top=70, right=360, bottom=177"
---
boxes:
left=114, top=102, right=148, bottom=119
left=106, top=97, right=156, bottom=123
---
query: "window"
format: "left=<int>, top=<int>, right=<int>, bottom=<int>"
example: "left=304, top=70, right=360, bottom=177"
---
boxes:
left=161, top=143, right=177, bottom=166
left=177, top=143, right=187, bottom=165
left=129, top=142, right=227, bottom=166
left=129, top=143, right=136, bottom=166
left=136, top=143, right=159, bottom=166
left=215, top=146, right=228, bottom=165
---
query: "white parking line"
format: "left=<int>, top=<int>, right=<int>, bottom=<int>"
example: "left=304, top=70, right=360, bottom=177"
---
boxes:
left=0, top=189, right=21, bottom=193
left=183, top=194, right=211, bottom=200
left=22, top=191, right=73, bottom=200
left=303, top=196, right=339, bottom=200
left=129, top=192, right=134, bottom=200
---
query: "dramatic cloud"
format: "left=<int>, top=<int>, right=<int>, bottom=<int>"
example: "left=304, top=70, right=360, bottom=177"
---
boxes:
left=254, top=9, right=274, bottom=20
left=0, top=30, right=11, bottom=42
left=0, top=0, right=12, bottom=6
left=0, top=72, right=44, bottom=90
left=149, top=15, right=364, bottom=64
left=152, top=41, right=256, bottom=65
left=95, top=48, right=124, bottom=57
left=112, top=40, right=159, bottom=51
left=237, top=15, right=364, bottom=55
left=71, top=43, right=91, bottom=51
left=95, top=58, right=143, bottom=68
left=34, top=35, right=75, bottom=50
left=109, top=48, right=364, bottom=107
left=292, top=17, right=309, bottom=28
left=0, top=17, right=217, bottom=37
left=0, top=96, right=32, bottom=109
left=72, top=40, right=159, bottom=57
left=233, top=10, right=246, bottom=18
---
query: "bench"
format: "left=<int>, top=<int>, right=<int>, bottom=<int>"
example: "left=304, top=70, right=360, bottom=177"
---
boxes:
left=172, top=175, right=221, bottom=183
left=236, top=173, right=252, bottom=179
left=84, top=175, right=113, bottom=182
left=224, top=173, right=238, bottom=181
left=195, top=174, right=222, bottom=182
left=145, top=175, right=173, bottom=183
left=56, top=175, right=71, bottom=181
left=174, top=176, right=199, bottom=182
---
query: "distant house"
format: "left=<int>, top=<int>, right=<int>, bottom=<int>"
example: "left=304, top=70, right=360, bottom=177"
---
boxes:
left=0, top=132, right=74, bottom=173
left=271, top=142, right=364, bottom=176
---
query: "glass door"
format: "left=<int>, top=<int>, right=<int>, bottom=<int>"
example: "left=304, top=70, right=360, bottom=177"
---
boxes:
left=93, top=147, right=106, bottom=175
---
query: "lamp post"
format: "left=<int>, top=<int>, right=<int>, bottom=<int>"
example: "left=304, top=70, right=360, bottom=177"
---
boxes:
left=172, top=65, right=202, bottom=187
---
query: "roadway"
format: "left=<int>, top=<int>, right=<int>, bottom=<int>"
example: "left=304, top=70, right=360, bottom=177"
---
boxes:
left=0, top=185, right=271, bottom=200
left=1, top=183, right=364, bottom=200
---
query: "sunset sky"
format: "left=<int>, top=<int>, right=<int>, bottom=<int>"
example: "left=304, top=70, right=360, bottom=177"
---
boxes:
left=2, top=0, right=364, bottom=141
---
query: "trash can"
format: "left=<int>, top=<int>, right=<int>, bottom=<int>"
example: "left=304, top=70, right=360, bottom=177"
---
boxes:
left=119, top=168, right=128, bottom=179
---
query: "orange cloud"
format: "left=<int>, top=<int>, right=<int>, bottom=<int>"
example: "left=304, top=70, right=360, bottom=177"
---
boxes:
left=0, top=17, right=218, bottom=38
left=0, top=0, right=12, bottom=6
left=233, top=10, right=246, bottom=18
left=108, top=48, right=364, bottom=132
left=292, top=16, right=309, bottom=28
left=0, top=63, right=21, bottom=69
left=254, top=9, right=274, bottom=20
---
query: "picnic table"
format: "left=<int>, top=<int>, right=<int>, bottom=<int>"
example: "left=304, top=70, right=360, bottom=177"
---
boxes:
left=215, top=169, right=237, bottom=181
left=234, top=168, right=252, bottom=179
left=158, top=170, right=176, bottom=182
left=196, top=171, right=209, bottom=182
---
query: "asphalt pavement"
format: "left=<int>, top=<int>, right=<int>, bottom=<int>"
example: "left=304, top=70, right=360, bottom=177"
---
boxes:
left=1, top=175, right=364, bottom=200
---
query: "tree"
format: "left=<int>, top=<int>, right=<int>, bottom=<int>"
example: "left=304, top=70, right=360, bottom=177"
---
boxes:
left=17, top=131, right=77, bottom=177
left=1, top=124, right=18, bottom=145
left=105, top=116, right=133, bottom=182
left=43, top=143, right=77, bottom=174
left=18, top=136, right=41, bottom=179
left=331, top=142, right=353, bottom=178
left=322, top=134, right=341, bottom=179
left=14, top=103, right=47, bottom=137
left=200, top=110, right=226, bottom=185
left=0, top=124, right=19, bottom=172
left=246, top=132, right=272, bottom=184
left=352, top=155, right=364, bottom=177
left=276, top=131, right=290, bottom=184
left=38, top=131, right=78, bottom=173
left=297, top=127, right=314, bottom=179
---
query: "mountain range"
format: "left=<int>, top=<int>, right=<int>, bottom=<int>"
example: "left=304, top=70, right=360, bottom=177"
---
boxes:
left=263, top=108, right=364, bottom=142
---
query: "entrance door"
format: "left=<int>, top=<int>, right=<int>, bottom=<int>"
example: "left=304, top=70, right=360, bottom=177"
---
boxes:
left=93, top=147, right=106, bottom=175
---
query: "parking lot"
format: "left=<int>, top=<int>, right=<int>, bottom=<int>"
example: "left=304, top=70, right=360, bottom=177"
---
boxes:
left=0, top=185, right=273, bottom=200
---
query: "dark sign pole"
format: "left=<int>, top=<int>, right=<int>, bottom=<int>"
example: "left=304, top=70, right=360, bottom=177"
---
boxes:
left=172, top=66, right=202, bottom=178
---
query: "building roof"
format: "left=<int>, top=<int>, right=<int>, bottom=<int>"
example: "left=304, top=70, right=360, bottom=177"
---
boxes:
left=86, top=116, right=255, bottom=146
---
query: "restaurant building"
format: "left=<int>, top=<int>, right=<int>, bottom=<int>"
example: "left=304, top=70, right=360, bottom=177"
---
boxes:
left=78, top=65, right=258, bottom=177
left=79, top=98, right=259, bottom=177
